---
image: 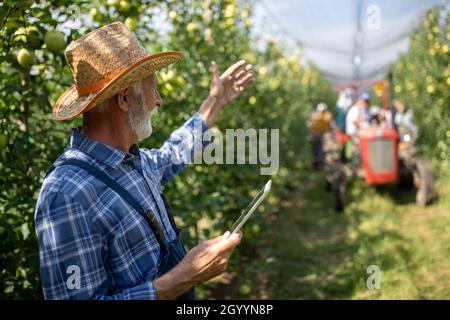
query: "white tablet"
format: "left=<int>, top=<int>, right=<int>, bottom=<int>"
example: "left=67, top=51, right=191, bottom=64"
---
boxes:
left=227, top=179, right=272, bottom=239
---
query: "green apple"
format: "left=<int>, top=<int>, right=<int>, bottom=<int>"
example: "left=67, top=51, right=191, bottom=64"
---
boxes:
left=124, top=17, right=138, bottom=31
left=119, top=0, right=131, bottom=12
left=13, top=27, right=28, bottom=42
left=14, top=26, right=42, bottom=48
left=5, top=19, right=21, bottom=29
left=17, top=48, right=36, bottom=69
left=89, top=7, right=99, bottom=17
left=239, top=284, right=252, bottom=296
left=107, top=0, right=121, bottom=7
left=44, top=30, right=66, bottom=53
left=5, top=10, right=24, bottom=28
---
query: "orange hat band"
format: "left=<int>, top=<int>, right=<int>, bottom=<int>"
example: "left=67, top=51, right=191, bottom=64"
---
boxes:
left=76, top=67, right=127, bottom=96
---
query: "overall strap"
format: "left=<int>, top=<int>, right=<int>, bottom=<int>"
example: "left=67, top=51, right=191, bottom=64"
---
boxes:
left=48, top=158, right=166, bottom=244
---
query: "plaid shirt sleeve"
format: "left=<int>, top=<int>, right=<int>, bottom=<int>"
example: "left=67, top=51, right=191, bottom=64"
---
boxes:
left=35, top=191, right=157, bottom=300
left=141, top=112, right=209, bottom=184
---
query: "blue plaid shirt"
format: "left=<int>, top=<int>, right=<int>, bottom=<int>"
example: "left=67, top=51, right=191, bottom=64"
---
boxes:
left=35, top=113, right=208, bottom=300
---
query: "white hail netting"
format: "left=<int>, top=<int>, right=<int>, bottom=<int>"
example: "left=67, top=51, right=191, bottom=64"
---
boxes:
left=255, top=0, right=447, bottom=84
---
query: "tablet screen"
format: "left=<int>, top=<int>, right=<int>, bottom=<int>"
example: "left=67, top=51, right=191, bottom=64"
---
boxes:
left=228, top=179, right=272, bottom=238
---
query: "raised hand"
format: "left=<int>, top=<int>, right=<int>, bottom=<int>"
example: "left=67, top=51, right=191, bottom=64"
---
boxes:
left=209, top=60, right=254, bottom=109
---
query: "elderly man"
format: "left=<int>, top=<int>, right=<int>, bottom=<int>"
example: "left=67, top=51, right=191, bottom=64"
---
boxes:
left=35, top=22, right=254, bottom=300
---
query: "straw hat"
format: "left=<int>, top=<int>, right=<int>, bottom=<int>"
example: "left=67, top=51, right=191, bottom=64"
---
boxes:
left=53, top=21, right=183, bottom=120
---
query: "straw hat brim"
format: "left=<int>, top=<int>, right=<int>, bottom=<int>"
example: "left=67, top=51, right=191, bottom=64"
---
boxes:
left=53, top=51, right=183, bottom=121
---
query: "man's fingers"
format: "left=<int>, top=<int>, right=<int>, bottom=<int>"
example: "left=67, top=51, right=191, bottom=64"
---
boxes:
left=236, top=72, right=254, bottom=86
left=234, top=77, right=254, bottom=93
left=227, top=231, right=242, bottom=247
left=234, top=64, right=253, bottom=80
left=205, top=234, right=227, bottom=245
left=229, top=63, right=252, bottom=80
left=210, top=61, right=219, bottom=80
left=222, top=59, right=247, bottom=79
left=214, top=231, right=242, bottom=252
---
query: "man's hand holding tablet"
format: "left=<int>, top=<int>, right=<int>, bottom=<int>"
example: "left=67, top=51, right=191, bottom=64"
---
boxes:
left=155, top=180, right=271, bottom=298
left=227, top=179, right=272, bottom=239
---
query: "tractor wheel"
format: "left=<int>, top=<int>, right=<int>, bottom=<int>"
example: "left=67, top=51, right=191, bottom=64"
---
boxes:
left=414, top=159, right=435, bottom=207
left=397, top=159, right=414, bottom=189
left=334, top=169, right=346, bottom=212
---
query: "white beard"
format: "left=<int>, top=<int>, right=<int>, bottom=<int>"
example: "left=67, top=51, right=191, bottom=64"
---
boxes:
left=128, top=91, right=156, bottom=142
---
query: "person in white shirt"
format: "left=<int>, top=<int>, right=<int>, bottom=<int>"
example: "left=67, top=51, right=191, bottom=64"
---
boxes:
left=336, top=87, right=355, bottom=132
left=345, top=92, right=371, bottom=137
left=394, top=99, right=419, bottom=141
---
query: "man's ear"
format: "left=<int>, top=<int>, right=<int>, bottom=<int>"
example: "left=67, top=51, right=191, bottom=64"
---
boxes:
left=116, top=87, right=132, bottom=112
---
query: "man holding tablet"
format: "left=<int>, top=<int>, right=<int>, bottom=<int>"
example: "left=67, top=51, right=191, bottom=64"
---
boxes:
left=34, top=22, right=254, bottom=300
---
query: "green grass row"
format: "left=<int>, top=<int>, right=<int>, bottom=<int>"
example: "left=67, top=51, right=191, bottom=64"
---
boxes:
left=202, top=165, right=450, bottom=299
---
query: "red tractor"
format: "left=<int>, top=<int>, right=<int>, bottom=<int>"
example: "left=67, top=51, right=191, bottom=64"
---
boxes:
left=323, top=79, right=435, bottom=211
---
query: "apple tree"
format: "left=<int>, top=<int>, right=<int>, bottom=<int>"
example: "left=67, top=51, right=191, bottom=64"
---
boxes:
left=0, top=0, right=336, bottom=299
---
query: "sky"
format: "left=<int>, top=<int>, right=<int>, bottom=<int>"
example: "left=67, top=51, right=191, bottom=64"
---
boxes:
left=252, top=0, right=446, bottom=84
left=55, top=0, right=447, bottom=84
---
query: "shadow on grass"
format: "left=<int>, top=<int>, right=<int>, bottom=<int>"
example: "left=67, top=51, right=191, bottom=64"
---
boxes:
left=374, top=183, right=417, bottom=205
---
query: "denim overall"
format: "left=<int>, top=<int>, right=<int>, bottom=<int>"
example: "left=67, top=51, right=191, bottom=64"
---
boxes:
left=47, top=158, right=195, bottom=300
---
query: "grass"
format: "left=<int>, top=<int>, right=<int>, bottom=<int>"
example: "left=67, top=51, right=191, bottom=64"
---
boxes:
left=202, top=165, right=450, bottom=299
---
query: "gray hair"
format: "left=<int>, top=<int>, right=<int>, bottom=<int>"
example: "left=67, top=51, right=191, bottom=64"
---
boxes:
left=89, top=81, right=142, bottom=113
